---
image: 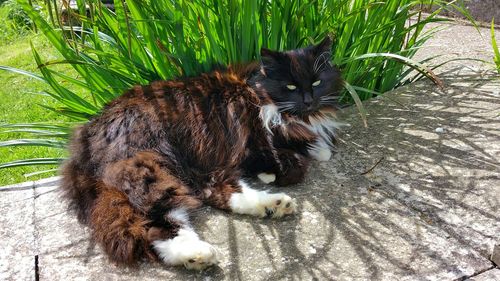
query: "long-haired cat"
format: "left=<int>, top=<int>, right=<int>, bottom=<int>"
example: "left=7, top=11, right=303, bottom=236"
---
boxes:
left=60, top=37, right=342, bottom=270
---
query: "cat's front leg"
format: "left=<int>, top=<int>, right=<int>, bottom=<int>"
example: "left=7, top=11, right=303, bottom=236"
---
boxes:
left=206, top=180, right=297, bottom=218
left=257, top=148, right=310, bottom=186
left=276, top=148, right=310, bottom=186
left=230, top=181, right=297, bottom=218
left=257, top=172, right=277, bottom=184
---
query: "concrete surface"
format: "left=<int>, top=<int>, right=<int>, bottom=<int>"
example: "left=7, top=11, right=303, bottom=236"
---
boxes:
left=466, top=268, right=500, bottom=281
left=460, top=0, right=500, bottom=23
left=2, top=71, right=499, bottom=280
left=0, top=183, right=36, bottom=281
left=1, top=21, right=500, bottom=281
left=493, top=243, right=500, bottom=267
left=428, top=0, right=500, bottom=24
left=412, top=21, right=498, bottom=74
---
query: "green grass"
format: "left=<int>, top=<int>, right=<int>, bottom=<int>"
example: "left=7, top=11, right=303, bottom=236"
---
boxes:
left=0, top=34, right=70, bottom=185
left=493, top=19, right=500, bottom=73
left=0, top=0, right=474, bottom=186
left=0, top=0, right=30, bottom=43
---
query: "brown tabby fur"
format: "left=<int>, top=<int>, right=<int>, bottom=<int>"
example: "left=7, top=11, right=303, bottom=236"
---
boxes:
left=60, top=38, right=341, bottom=265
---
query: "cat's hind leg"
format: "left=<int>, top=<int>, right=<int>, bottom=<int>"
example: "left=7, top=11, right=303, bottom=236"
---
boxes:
left=93, top=151, right=218, bottom=270
left=90, top=186, right=158, bottom=264
left=91, top=188, right=218, bottom=269
left=205, top=179, right=297, bottom=218
left=151, top=208, right=219, bottom=270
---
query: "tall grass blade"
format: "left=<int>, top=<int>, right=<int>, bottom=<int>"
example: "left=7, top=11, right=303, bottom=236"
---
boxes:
left=343, top=81, right=368, bottom=128
left=492, top=19, right=500, bottom=73
left=0, top=158, right=64, bottom=169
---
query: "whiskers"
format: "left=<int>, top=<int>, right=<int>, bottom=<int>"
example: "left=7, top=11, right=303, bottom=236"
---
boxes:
left=275, top=101, right=297, bottom=113
left=274, top=95, right=340, bottom=114
left=319, top=95, right=340, bottom=107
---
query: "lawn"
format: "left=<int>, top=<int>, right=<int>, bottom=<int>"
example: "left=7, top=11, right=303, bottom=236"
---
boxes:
left=0, top=34, right=70, bottom=185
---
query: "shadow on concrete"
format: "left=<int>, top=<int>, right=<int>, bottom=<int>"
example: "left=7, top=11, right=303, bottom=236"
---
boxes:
left=23, top=70, right=499, bottom=281
left=191, top=70, right=500, bottom=280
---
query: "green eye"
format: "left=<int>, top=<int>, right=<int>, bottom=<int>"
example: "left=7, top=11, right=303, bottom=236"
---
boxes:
left=286, top=84, right=297, bottom=90
left=312, top=80, right=321, bottom=87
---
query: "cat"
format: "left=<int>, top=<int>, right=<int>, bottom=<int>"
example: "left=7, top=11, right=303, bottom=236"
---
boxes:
left=60, top=36, right=342, bottom=270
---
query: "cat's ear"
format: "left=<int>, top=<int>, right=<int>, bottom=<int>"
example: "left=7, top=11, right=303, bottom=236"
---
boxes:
left=260, top=48, right=283, bottom=69
left=314, top=36, right=332, bottom=55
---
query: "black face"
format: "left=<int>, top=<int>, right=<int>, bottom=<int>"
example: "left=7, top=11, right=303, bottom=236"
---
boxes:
left=258, top=37, right=342, bottom=116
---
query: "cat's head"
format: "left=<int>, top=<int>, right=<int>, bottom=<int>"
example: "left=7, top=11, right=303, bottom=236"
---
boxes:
left=254, top=37, right=342, bottom=117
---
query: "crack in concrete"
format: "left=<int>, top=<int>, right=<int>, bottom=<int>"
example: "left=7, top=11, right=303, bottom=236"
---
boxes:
left=455, top=264, right=496, bottom=281
left=32, top=183, right=41, bottom=281
left=34, top=255, right=39, bottom=281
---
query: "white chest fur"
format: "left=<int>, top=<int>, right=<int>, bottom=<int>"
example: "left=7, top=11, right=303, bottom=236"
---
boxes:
left=259, top=105, right=341, bottom=162
left=303, top=115, right=340, bottom=161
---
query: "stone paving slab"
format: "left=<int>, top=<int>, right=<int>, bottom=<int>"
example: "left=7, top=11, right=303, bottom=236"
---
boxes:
left=492, top=243, right=500, bottom=266
left=0, top=184, right=35, bottom=281
left=1, top=71, right=494, bottom=281
left=413, top=21, right=498, bottom=73
left=466, top=269, right=500, bottom=281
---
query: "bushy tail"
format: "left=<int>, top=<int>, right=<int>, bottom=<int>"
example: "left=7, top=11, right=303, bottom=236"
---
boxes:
left=90, top=185, right=157, bottom=264
left=59, top=125, right=97, bottom=224
left=60, top=162, right=152, bottom=264
left=59, top=158, right=97, bottom=224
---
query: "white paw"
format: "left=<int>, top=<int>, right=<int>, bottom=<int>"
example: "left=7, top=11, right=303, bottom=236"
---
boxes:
left=153, top=228, right=219, bottom=270
left=257, top=173, right=276, bottom=184
left=258, top=193, right=297, bottom=218
left=308, top=147, right=332, bottom=161
left=230, top=181, right=297, bottom=218
left=182, top=245, right=218, bottom=271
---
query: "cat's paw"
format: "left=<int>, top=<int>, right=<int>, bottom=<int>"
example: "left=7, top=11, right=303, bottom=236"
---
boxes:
left=308, top=146, right=332, bottom=161
left=257, top=172, right=276, bottom=184
left=181, top=244, right=218, bottom=270
left=230, top=182, right=297, bottom=218
left=259, top=193, right=297, bottom=218
left=153, top=228, right=219, bottom=270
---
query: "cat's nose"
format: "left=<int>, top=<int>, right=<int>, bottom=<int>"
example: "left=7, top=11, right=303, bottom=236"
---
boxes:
left=303, top=93, right=313, bottom=106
